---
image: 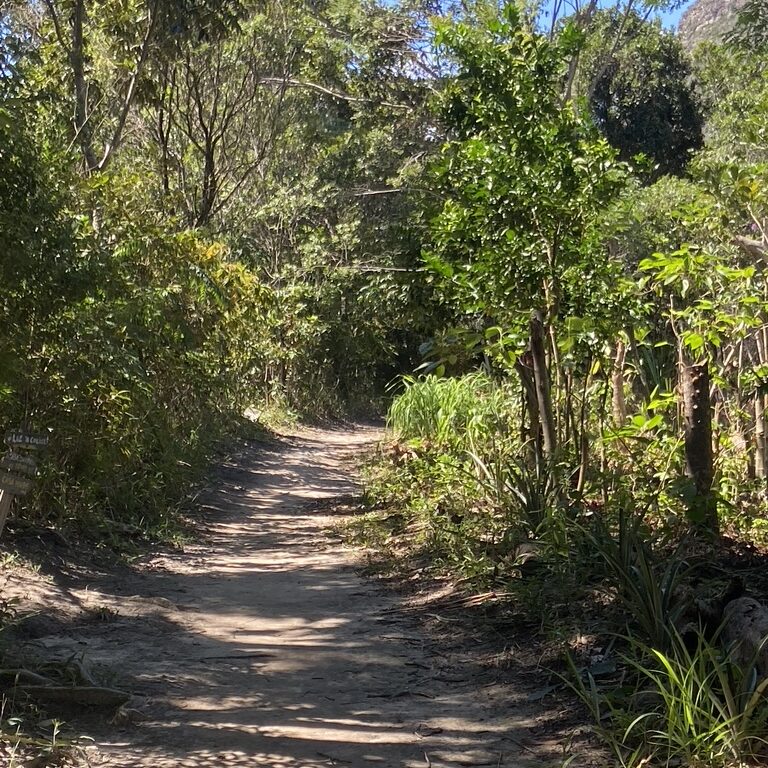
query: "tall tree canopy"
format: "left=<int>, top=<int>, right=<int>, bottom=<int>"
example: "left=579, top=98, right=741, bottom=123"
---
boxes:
left=581, top=10, right=704, bottom=179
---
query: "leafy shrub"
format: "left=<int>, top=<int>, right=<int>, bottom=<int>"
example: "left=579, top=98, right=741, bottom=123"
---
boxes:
left=0, top=147, right=274, bottom=536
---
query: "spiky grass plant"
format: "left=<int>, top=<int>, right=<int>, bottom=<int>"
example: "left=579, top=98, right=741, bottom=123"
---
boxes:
left=569, top=626, right=768, bottom=768
left=584, top=510, right=690, bottom=651
left=387, top=373, right=509, bottom=451
left=628, top=631, right=768, bottom=766
left=466, top=441, right=568, bottom=548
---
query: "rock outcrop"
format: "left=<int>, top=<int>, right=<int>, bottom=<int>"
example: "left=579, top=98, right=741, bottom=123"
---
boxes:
left=677, top=0, right=747, bottom=48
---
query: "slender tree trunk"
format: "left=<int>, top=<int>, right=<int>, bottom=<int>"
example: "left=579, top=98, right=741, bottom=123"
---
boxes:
left=681, top=361, right=718, bottom=533
left=70, top=0, right=97, bottom=172
left=612, top=340, right=628, bottom=427
left=156, top=68, right=174, bottom=204
left=753, top=324, right=768, bottom=482
left=728, top=340, right=754, bottom=478
left=530, top=312, right=557, bottom=461
left=627, top=331, right=651, bottom=402
left=564, top=369, right=573, bottom=447
left=515, top=352, right=541, bottom=459
left=755, top=394, right=767, bottom=480
left=196, top=139, right=218, bottom=228
left=575, top=367, right=593, bottom=496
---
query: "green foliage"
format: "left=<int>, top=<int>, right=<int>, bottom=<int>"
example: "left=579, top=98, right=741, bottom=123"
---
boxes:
left=387, top=374, right=509, bottom=451
left=6, top=220, right=272, bottom=534
left=586, top=512, right=689, bottom=651
left=0, top=0, right=449, bottom=540
left=427, top=6, right=626, bottom=332
left=607, top=176, right=720, bottom=269
left=581, top=11, right=704, bottom=180
left=572, top=627, right=768, bottom=768
left=363, top=442, right=484, bottom=571
left=727, top=0, right=768, bottom=53
left=371, top=372, right=581, bottom=583
left=467, top=442, right=567, bottom=545
left=640, top=245, right=758, bottom=359
left=0, top=75, right=273, bottom=535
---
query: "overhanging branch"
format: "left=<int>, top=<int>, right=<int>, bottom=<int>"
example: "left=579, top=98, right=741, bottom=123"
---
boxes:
left=257, top=77, right=411, bottom=111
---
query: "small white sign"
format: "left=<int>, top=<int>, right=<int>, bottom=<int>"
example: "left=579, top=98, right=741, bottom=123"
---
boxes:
left=5, top=431, right=49, bottom=449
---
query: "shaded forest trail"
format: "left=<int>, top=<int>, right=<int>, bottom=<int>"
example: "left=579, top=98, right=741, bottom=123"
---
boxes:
left=14, top=428, right=546, bottom=767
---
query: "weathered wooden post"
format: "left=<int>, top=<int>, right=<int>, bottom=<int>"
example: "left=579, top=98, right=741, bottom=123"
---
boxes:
left=0, top=429, right=49, bottom=538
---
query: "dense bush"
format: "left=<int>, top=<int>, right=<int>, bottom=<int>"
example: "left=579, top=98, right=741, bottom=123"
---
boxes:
left=0, top=101, right=273, bottom=535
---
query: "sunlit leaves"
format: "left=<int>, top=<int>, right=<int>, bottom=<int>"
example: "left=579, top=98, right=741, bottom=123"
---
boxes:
left=427, top=6, right=627, bottom=348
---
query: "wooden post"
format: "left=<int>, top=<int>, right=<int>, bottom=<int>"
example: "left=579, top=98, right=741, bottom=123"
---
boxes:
left=0, top=490, right=13, bottom=539
left=682, top=362, right=718, bottom=533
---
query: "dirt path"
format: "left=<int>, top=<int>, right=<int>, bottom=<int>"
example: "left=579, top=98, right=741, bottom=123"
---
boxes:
left=10, top=428, right=546, bottom=768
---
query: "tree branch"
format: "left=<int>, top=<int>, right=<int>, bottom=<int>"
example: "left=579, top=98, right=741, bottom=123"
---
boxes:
left=257, top=77, right=411, bottom=111
left=733, top=235, right=768, bottom=264
left=95, top=0, right=160, bottom=171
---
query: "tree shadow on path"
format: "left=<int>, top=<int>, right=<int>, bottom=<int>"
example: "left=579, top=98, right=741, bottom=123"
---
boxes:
left=7, top=427, right=549, bottom=768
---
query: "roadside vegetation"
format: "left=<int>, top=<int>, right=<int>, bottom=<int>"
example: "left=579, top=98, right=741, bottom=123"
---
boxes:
left=353, top=2, right=768, bottom=766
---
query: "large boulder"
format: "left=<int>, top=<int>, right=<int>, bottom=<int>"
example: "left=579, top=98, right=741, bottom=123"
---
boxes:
left=722, top=596, right=768, bottom=674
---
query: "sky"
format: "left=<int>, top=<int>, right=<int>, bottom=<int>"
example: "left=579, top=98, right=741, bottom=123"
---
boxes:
left=539, top=0, right=697, bottom=30
left=660, top=0, right=696, bottom=29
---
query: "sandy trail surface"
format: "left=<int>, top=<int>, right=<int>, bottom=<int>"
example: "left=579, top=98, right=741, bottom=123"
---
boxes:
left=11, top=428, right=544, bottom=768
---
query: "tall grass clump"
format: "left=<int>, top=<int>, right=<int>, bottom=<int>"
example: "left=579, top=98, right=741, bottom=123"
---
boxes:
left=387, top=373, right=509, bottom=451
left=570, top=625, right=768, bottom=768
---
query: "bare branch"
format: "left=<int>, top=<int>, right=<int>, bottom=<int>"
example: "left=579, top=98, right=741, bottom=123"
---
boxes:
left=733, top=235, right=768, bottom=265
left=41, top=0, right=69, bottom=53
left=96, top=0, right=160, bottom=171
left=257, top=77, right=412, bottom=111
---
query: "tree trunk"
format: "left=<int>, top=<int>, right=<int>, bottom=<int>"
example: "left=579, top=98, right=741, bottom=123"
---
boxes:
left=575, top=368, right=593, bottom=495
left=612, top=340, right=628, bottom=427
left=753, top=322, right=768, bottom=482
left=755, top=393, right=767, bottom=480
left=681, top=362, right=717, bottom=533
left=196, top=139, right=218, bottom=228
left=515, top=352, right=541, bottom=458
left=70, top=0, right=98, bottom=172
left=530, top=312, right=557, bottom=461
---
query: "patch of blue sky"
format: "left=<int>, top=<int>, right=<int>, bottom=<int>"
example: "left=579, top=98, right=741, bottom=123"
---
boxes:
left=536, top=0, right=696, bottom=30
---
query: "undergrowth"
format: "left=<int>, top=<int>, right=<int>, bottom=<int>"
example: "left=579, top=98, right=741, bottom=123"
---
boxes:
left=354, top=372, right=768, bottom=768
left=0, top=592, right=88, bottom=767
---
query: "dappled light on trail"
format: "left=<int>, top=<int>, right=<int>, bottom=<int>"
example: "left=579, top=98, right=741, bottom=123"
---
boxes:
left=23, top=427, right=546, bottom=768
